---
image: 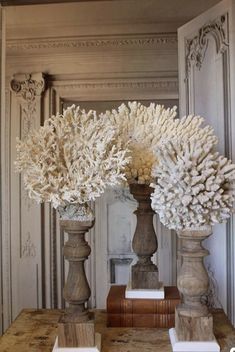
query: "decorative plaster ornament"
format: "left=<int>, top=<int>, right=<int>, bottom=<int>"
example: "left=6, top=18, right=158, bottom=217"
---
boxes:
left=151, top=138, right=235, bottom=230
left=104, top=102, right=217, bottom=185
left=15, top=105, right=130, bottom=218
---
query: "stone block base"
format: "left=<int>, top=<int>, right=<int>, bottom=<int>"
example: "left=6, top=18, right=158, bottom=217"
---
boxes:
left=125, top=281, right=165, bottom=299
left=131, top=264, right=159, bottom=289
left=175, top=309, right=214, bottom=341
left=53, top=334, right=101, bottom=352
left=169, top=328, right=220, bottom=351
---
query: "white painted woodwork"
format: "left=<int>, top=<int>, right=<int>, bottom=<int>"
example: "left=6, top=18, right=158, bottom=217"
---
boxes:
left=178, top=0, right=235, bottom=324
left=10, top=73, right=45, bottom=321
left=125, top=283, right=165, bottom=299
left=95, top=188, right=137, bottom=308
left=53, top=335, right=101, bottom=352
left=169, top=329, right=220, bottom=352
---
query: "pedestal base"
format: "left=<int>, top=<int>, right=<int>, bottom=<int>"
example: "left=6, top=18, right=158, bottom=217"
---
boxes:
left=58, top=315, right=95, bottom=347
left=169, top=328, right=220, bottom=352
left=131, top=263, right=159, bottom=289
left=125, top=281, right=165, bottom=299
left=52, top=334, right=101, bottom=352
left=175, top=309, right=214, bottom=341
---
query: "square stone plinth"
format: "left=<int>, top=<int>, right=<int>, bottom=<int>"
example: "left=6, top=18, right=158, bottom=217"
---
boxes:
left=169, top=328, right=220, bottom=352
left=125, top=281, right=165, bottom=299
left=53, top=334, right=101, bottom=352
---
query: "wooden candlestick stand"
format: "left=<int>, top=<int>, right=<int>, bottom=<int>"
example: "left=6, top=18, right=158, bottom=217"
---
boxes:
left=129, top=183, right=160, bottom=289
left=56, top=219, right=100, bottom=351
left=169, top=227, right=220, bottom=351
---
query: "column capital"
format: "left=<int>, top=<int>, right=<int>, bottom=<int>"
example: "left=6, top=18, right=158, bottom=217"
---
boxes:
left=10, top=73, right=45, bottom=103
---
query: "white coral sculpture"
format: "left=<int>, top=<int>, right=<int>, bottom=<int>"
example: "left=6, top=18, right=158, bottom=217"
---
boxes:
left=104, top=101, right=217, bottom=185
left=151, top=138, right=235, bottom=230
left=15, top=105, right=130, bottom=220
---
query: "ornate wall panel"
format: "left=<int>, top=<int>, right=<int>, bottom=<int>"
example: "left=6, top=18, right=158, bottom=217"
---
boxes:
left=178, top=1, right=235, bottom=323
left=9, top=73, right=46, bottom=320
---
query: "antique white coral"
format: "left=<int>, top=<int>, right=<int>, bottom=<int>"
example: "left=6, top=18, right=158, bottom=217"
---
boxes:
left=15, top=105, right=130, bottom=215
left=104, top=101, right=217, bottom=185
left=151, top=138, right=235, bottom=230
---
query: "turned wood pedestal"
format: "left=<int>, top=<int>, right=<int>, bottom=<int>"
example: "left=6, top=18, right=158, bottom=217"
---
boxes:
left=129, top=184, right=160, bottom=290
left=57, top=219, right=99, bottom=350
left=170, top=227, right=220, bottom=351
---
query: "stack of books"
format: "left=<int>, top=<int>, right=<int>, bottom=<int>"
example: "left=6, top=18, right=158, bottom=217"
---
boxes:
left=107, top=285, right=180, bottom=328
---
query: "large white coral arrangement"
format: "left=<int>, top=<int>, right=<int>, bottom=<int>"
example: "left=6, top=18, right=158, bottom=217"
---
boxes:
left=151, top=138, right=235, bottom=230
left=15, top=105, right=130, bottom=220
left=104, top=101, right=217, bottom=185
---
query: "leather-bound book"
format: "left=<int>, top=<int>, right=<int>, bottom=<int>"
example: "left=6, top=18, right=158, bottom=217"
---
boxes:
left=107, top=313, right=175, bottom=328
left=107, top=285, right=180, bottom=314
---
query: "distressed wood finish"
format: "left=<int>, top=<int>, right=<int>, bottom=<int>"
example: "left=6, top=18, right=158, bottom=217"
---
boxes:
left=58, top=319, right=95, bottom=347
left=129, top=184, right=159, bottom=289
left=59, top=219, right=95, bottom=347
left=0, top=309, right=235, bottom=351
left=1, top=0, right=108, bottom=5
left=176, top=227, right=214, bottom=341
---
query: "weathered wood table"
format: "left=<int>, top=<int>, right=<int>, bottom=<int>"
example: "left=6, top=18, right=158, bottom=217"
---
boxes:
left=0, top=309, right=235, bottom=351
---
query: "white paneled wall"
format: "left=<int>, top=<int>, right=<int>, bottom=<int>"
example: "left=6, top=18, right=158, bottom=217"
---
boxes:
left=178, top=0, right=235, bottom=323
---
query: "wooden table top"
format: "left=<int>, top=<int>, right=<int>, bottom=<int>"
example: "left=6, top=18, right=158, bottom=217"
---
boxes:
left=0, top=309, right=235, bottom=351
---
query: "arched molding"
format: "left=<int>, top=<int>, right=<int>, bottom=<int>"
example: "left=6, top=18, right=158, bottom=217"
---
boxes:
left=186, top=14, right=229, bottom=77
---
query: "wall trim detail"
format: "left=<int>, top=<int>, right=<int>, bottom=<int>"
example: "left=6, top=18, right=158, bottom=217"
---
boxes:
left=22, top=232, right=37, bottom=258
left=178, top=2, right=234, bottom=323
left=10, top=73, right=45, bottom=101
left=10, top=73, right=45, bottom=136
left=50, top=77, right=179, bottom=101
left=52, top=79, right=178, bottom=91
left=7, top=33, right=177, bottom=55
left=186, top=14, right=229, bottom=76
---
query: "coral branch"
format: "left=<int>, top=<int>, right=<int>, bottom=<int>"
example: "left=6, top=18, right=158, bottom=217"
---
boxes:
left=151, top=138, right=235, bottom=230
left=15, top=105, right=130, bottom=211
left=104, top=102, right=217, bottom=185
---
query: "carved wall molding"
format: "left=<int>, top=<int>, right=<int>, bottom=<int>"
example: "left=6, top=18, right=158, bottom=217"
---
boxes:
left=186, top=14, right=229, bottom=76
left=10, top=73, right=45, bottom=102
left=7, top=34, right=177, bottom=55
left=10, top=73, right=45, bottom=136
left=52, top=78, right=178, bottom=95
left=22, top=232, right=37, bottom=258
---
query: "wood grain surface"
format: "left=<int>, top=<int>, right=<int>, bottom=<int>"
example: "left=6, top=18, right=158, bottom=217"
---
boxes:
left=129, top=184, right=159, bottom=290
left=0, top=309, right=235, bottom=352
